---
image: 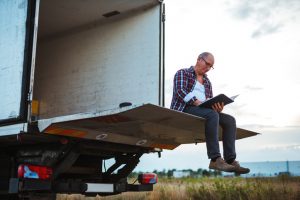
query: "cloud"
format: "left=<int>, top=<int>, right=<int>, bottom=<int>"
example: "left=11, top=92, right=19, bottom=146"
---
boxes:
left=230, top=1, right=257, bottom=20
left=251, top=23, right=283, bottom=38
left=260, top=144, right=300, bottom=151
left=239, top=123, right=276, bottom=130
left=244, top=85, right=263, bottom=91
left=229, top=0, right=300, bottom=20
left=226, top=0, right=300, bottom=38
left=234, top=119, right=300, bottom=133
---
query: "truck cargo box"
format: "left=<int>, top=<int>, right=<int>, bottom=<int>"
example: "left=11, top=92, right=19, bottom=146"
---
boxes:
left=0, top=1, right=258, bottom=198
left=0, top=0, right=257, bottom=147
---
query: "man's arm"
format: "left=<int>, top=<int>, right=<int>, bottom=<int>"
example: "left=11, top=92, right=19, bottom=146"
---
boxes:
left=174, top=70, right=197, bottom=105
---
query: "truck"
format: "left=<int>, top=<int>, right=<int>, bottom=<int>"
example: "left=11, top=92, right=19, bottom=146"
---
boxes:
left=0, top=0, right=258, bottom=199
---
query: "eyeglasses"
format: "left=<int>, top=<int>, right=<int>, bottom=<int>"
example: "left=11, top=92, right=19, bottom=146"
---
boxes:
left=200, top=57, right=214, bottom=69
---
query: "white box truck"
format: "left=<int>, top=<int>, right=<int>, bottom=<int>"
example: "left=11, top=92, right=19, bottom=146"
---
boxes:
left=0, top=0, right=257, bottom=199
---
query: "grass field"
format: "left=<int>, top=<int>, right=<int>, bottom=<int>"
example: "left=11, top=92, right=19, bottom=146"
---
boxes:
left=57, top=176, right=300, bottom=200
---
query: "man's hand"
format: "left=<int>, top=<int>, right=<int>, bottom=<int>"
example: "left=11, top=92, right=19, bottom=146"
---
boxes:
left=212, top=102, right=224, bottom=112
left=193, top=99, right=202, bottom=106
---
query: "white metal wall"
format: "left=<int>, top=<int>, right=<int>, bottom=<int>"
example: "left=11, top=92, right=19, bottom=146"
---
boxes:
left=0, top=0, right=28, bottom=121
left=34, top=6, right=161, bottom=119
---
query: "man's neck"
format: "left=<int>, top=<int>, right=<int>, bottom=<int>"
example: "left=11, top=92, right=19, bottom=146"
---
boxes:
left=196, top=72, right=205, bottom=78
left=196, top=74, right=204, bottom=84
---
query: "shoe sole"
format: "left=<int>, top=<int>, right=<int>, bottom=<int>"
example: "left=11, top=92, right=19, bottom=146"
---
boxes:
left=209, top=167, right=236, bottom=173
left=233, top=169, right=250, bottom=174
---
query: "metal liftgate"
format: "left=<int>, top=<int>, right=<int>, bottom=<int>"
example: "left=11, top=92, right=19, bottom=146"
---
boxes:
left=38, top=104, right=258, bottom=150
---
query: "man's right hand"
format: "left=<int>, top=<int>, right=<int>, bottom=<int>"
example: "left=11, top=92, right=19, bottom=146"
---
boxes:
left=193, top=99, right=202, bottom=106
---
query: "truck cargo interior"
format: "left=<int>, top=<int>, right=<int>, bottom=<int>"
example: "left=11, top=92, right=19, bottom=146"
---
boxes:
left=33, top=0, right=163, bottom=120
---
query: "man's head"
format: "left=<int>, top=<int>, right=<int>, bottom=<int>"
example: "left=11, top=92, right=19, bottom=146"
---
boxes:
left=194, top=52, right=214, bottom=75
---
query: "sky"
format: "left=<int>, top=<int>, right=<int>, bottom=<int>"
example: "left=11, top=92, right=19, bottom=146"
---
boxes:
left=134, top=0, right=300, bottom=172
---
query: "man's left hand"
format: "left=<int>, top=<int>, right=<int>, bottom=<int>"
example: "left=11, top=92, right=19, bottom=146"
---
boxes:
left=212, top=102, right=224, bottom=112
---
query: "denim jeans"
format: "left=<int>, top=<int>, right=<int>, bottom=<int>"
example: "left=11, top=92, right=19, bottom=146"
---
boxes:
left=183, top=106, right=236, bottom=161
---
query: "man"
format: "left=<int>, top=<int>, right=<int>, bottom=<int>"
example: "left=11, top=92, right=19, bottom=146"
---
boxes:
left=170, top=52, right=249, bottom=174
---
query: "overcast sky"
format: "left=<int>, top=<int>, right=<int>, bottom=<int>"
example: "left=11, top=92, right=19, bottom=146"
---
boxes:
left=135, top=0, right=300, bottom=172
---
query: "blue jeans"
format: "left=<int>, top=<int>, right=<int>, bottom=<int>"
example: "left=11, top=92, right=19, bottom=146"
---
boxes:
left=183, top=106, right=236, bottom=161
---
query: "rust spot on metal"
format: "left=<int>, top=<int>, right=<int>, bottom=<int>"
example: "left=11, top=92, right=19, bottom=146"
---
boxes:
left=150, top=143, right=178, bottom=150
left=44, top=125, right=87, bottom=138
left=92, top=114, right=132, bottom=124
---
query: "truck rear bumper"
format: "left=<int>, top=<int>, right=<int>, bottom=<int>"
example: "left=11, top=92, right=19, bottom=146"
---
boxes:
left=9, top=178, right=153, bottom=195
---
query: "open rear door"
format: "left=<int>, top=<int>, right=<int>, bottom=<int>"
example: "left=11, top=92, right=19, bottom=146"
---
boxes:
left=0, top=0, right=37, bottom=125
left=38, top=104, right=258, bottom=150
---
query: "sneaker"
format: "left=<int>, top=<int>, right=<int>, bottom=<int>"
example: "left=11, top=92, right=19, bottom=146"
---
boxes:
left=231, top=160, right=250, bottom=174
left=209, top=157, right=236, bottom=172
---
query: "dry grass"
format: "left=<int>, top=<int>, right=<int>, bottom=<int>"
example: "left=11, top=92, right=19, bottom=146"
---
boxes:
left=57, top=176, right=300, bottom=200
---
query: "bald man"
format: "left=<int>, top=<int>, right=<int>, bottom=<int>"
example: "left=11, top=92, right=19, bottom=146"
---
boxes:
left=170, top=52, right=249, bottom=174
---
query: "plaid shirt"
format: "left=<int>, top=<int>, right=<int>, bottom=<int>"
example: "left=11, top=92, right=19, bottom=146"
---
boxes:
left=170, top=66, right=213, bottom=111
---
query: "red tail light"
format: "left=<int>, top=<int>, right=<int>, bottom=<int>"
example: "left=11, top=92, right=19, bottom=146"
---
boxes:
left=138, top=173, right=158, bottom=184
left=18, top=164, right=53, bottom=180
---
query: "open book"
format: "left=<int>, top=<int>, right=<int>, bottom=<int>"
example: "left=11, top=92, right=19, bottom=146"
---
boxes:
left=199, top=94, right=239, bottom=108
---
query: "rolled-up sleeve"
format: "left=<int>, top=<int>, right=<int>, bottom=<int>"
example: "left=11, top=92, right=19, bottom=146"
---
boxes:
left=174, top=70, right=196, bottom=105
